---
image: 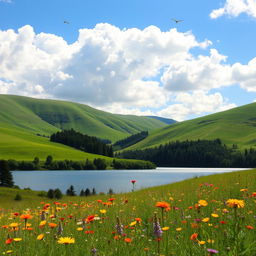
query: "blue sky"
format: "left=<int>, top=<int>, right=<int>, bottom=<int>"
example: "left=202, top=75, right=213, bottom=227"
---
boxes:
left=0, top=0, right=256, bottom=120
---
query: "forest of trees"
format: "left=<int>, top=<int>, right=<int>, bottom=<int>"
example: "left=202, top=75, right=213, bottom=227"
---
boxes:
left=113, top=131, right=149, bottom=150
left=2, top=155, right=156, bottom=171
left=116, top=139, right=256, bottom=167
left=50, top=129, right=113, bottom=157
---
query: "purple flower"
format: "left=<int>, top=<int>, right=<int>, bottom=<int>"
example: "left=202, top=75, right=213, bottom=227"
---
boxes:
left=153, top=214, right=163, bottom=238
left=116, top=217, right=124, bottom=235
left=207, top=248, right=219, bottom=254
left=91, top=248, right=97, bottom=256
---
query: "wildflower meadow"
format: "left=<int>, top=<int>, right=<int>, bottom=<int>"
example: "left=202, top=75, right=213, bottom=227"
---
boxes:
left=0, top=169, right=255, bottom=256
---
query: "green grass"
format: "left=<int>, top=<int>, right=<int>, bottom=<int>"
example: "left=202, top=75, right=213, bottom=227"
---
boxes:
left=0, top=125, right=113, bottom=161
left=0, top=94, right=169, bottom=160
left=125, top=102, right=256, bottom=151
left=0, top=169, right=255, bottom=255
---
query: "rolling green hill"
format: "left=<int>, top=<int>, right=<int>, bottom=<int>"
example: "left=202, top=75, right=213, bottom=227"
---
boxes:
left=124, top=102, right=256, bottom=151
left=0, top=94, right=170, bottom=160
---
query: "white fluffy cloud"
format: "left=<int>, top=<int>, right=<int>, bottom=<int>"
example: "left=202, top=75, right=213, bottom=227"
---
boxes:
left=161, top=49, right=233, bottom=91
left=0, top=23, right=254, bottom=120
left=0, top=24, right=206, bottom=108
left=210, top=0, right=256, bottom=19
left=157, top=91, right=236, bottom=121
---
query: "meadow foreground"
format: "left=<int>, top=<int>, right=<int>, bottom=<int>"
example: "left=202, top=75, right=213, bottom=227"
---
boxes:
left=0, top=169, right=255, bottom=256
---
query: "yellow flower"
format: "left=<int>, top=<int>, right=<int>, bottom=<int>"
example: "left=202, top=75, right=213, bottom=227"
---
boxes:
left=176, top=227, right=182, bottom=231
left=208, top=224, right=213, bottom=226
left=9, top=223, right=19, bottom=228
left=57, top=237, right=75, bottom=244
left=76, top=227, right=83, bottom=231
left=162, top=227, right=169, bottom=231
left=207, top=239, right=215, bottom=244
left=37, top=234, right=44, bottom=241
left=226, top=199, right=245, bottom=208
left=130, top=221, right=137, bottom=226
left=198, top=200, right=208, bottom=207
left=198, top=240, right=206, bottom=245
left=211, top=213, right=219, bottom=218
left=13, top=238, right=22, bottom=242
left=39, top=220, right=46, bottom=226
left=169, top=197, right=174, bottom=201
left=202, top=217, right=210, bottom=223
left=240, top=188, right=248, bottom=192
left=100, top=209, right=107, bottom=214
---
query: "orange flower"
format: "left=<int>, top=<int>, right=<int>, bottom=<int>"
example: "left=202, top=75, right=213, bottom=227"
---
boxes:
left=124, top=238, right=132, bottom=243
left=155, top=201, right=170, bottom=209
left=48, top=223, right=57, bottom=229
left=246, top=225, right=254, bottom=230
left=135, top=218, right=142, bottom=223
left=198, top=200, right=208, bottom=207
left=190, top=233, right=198, bottom=241
left=20, top=214, right=32, bottom=220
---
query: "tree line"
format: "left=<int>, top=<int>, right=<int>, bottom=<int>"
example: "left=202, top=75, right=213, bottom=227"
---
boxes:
left=116, top=139, right=256, bottom=167
left=1, top=155, right=156, bottom=172
left=50, top=129, right=113, bottom=157
left=113, top=131, right=148, bottom=151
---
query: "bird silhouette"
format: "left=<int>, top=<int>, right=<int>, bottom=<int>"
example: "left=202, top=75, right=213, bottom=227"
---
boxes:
left=64, top=20, right=70, bottom=24
left=172, top=18, right=183, bottom=23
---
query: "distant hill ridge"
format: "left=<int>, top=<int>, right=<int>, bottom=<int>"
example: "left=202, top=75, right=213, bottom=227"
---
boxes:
left=124, top=102, right=256, bottom=150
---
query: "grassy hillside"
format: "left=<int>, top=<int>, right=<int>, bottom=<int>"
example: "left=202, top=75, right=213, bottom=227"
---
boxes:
left=0, top=95, right=168, bottom=142
left=0, top=125, right=113, bottom=161
left=0, top=94, right=169, bottom=160
left=0, top=169, right=255, bottom=255
left=125, top=103, right=256, bottom=150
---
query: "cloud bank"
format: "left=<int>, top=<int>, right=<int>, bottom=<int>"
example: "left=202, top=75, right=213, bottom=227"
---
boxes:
left=0, top=24, right=255, bottom=120
left=210, top=0, right=256, bottom=19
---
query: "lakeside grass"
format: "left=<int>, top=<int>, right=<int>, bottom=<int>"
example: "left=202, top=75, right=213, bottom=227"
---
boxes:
left=0, top=169, right=255, bottom=255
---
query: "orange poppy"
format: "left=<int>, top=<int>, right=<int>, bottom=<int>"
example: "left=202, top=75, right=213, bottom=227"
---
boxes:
left=155, top=201, right=170, bottom=209
left=20, top=214, right=32, bottom=220
left=190, top=233, right=198, bottom=241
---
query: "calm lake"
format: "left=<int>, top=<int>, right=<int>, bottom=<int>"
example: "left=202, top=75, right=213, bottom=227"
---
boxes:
left=12, top=168, right=249, bottom=194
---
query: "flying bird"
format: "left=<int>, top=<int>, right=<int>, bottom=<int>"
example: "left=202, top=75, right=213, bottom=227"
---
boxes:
left=172, top=18, right=183, bottom=23
left=64, top=20, right=70, bottom=24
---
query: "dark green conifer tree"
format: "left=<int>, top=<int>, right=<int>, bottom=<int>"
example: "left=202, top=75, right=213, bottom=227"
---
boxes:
left=0, top=160, right=14, bottom=187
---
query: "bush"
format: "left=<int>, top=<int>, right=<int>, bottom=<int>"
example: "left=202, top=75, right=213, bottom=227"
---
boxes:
left=54, top=188, right=63, bottom=199
left=14, top=193, right=22, bottom=201
left=37, top=191, right=47, bottom=197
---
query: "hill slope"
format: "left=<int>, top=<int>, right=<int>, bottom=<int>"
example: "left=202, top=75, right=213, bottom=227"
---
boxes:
left=0, top=95, right=170, bottom=142
left=0, top=94, right=171, bottom=160
left=125, top=103, right=256, bottom=150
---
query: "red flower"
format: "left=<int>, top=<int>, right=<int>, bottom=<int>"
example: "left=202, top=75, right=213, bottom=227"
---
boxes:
left=85, top=215, right=95, bottom=223
left=5, top=238, right=13, bottom=244
left=85, top=230, right=94, bottom=234
left=131, top=180, right=136, bottom=184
